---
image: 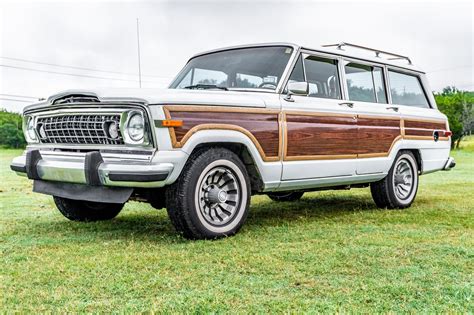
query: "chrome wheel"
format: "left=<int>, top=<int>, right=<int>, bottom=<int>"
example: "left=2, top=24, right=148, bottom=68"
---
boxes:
left=392, top=158, right=414, bottom=200
left=197, top=166, right=241, bottom=226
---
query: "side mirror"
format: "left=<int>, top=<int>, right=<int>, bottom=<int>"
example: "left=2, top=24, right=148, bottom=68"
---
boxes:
left=288, top=81, right=309, bottom=95
left=284, top=81, right=308, bottom=102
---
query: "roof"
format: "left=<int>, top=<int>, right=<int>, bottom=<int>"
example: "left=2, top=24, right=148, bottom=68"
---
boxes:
left=191, top=42, right=424, bottom=73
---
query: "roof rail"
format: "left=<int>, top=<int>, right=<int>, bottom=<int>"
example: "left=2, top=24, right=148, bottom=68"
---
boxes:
left=322, top=42, right=412, bottom=65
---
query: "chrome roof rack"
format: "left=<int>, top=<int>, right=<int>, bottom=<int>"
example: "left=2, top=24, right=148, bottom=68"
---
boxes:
left=322, top=42, right=412, bottom=65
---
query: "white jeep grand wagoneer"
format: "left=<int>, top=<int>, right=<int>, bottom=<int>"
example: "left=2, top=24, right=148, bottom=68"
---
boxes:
left=11, top=42, right=455, bottom=239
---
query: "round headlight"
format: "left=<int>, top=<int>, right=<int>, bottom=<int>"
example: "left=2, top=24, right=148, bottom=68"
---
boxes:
left=27, top=117, right=37, bottom=141
left=127, top=113, right=144, bottom=141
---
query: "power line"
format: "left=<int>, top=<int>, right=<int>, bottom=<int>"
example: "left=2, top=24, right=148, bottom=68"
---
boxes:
left=0, top=56, right=165, bottom=79
left=0, top=97, right=31, bottom=103
left=0, top=64, right=156, bottom=83
left=0, top=93, right=40, bottom=99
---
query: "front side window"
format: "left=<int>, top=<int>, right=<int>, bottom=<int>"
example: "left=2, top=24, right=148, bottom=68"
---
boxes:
left=287, top=55, right=305, bottom=83
left=170, top=46, right=293, bottom=90
left=304, top=56, right=341, bottom=99
left=388, top=71, right=430, bottom=107
left=344, top=63, right=387, bottom=103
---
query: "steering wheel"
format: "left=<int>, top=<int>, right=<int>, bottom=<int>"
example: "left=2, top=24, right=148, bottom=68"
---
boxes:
left=258, top=82, right=277, bottom=89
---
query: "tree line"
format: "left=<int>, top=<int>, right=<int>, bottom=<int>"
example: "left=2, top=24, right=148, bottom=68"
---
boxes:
left=0, top=86, right=472, bottom=149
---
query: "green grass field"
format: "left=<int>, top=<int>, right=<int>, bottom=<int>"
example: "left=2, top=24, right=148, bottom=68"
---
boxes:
left=1, top=140, right=473, bottom=312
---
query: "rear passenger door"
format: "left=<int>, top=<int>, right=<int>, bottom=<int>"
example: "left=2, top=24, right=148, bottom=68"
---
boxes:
left=341, top=60, right=402, bottom=175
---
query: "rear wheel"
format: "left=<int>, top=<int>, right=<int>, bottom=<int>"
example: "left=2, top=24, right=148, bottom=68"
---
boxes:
left=166, top=147, right=250, bottom=239
left=267, top=191, right=304, bottom=202
left=370, top=151, right=419, bottom=209
left=53, top=196, right=124, bottom=221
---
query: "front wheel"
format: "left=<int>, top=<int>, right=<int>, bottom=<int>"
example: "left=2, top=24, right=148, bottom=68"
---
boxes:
left=53, top=196, right=124, bottom=221
left=370, top=151, right=419, bottom=209
left=166, top=147, right=251, bottom=239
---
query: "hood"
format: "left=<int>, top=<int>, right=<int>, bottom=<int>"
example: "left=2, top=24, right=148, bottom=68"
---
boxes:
left=24, top=88, right=270, bottom=112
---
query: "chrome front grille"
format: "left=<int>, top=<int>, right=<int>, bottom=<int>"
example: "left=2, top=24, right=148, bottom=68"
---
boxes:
left=37, top=114, right=124, bottom=145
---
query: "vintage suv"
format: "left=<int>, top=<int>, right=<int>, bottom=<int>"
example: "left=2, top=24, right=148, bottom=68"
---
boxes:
left=11, top=42, right=455, bottom=239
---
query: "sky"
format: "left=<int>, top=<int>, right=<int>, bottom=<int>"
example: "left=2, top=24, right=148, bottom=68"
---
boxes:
left=0, top=0, right=472, bottom=112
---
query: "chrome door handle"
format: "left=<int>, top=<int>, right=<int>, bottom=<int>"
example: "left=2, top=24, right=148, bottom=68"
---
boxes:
left=338, top=102, right=354, bottom=108
left=386, top=106, right=399, bottom=112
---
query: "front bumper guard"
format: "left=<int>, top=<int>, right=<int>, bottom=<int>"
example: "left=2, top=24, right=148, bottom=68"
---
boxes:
left=10, top=150, right=173, bottom=188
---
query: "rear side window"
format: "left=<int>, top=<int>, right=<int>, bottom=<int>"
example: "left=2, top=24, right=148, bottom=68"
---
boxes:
left=344, top=63, right=387, bottom=103
left=388, top=71, right=430, bottom=108
left=304, top=56, right=341, bottom=99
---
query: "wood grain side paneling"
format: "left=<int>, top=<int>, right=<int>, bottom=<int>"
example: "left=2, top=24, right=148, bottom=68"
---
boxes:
left=164, top=106, right=280, bottom=161
left=404, top=119, right=449, bottom=140
left=285, top=114, right=357, bottom=160
left=162, top=105, right=449, bottom=163
left=358, top=117, right=401, bottom=157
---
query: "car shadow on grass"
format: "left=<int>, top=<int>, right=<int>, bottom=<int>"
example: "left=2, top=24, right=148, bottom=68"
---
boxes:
left=246, top=194, right=379, bottom=227
left=24, top=193, right=379, bottom=243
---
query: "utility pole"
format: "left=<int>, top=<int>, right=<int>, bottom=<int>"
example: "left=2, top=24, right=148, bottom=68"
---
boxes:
left=136, top=18, right=142, bottom=88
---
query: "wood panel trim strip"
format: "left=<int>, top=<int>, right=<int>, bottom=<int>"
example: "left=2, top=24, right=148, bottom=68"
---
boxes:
left=404, top=135, right=449, bottom=141
left=404, top=118, right=448, bottom=124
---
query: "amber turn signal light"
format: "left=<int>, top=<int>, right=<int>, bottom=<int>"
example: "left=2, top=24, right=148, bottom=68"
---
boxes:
left=155, top=119, right=183, bottom=128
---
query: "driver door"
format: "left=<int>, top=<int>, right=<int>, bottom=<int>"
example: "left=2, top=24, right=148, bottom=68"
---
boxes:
left=281, top=53, right=358, bottom=181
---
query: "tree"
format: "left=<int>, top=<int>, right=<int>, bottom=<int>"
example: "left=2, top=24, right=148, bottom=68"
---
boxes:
left=434, top=87, right=474, bottom=149
left=0, top=110, right=26, bottom=148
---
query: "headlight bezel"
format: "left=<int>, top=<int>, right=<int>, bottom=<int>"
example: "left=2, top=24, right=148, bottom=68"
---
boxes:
left=121, top=110, right=149, bottom=145
left=23, top=116, right=39, bottom=143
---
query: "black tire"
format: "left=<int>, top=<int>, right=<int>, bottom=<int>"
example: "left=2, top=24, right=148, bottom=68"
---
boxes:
left=53, top=196, right=124, bottom=221
left=370, top=151, right=419, bottom=209
left=166, top=147, right=251, bottom=239
left=267, top=191, right=304, bottom=202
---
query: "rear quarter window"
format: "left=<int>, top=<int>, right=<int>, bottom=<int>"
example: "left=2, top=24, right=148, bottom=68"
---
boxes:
left=388, top=70, right=430, bottom=108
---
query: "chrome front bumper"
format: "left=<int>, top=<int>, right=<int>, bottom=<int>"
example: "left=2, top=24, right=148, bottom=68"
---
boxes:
left=10, top=149, right=174, bottom=188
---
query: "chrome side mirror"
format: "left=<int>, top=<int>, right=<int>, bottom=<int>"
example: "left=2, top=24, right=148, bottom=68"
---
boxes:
left=288, top=81, right=309, bottom=95
left=284, top=81, right=308, bottom=102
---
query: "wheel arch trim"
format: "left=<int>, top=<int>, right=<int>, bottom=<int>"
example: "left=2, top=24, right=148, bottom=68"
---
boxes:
left=166, top=129, right=281, bottom=188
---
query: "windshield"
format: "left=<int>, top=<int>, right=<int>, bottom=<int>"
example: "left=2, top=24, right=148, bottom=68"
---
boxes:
left=170, top=46, right=294, bottom=91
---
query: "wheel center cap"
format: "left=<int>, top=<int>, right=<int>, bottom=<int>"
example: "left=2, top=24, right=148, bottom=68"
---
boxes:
left=395, top=174, right=409, bottom=185
left=207, top=188, right=227, bottom=204
left=403, top=175, right=409, bottom=184
left=218, top=190, right=227, bottom=203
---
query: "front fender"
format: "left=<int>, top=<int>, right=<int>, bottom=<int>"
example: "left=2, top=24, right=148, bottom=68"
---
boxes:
left=170, top=129, right=281, bottom=189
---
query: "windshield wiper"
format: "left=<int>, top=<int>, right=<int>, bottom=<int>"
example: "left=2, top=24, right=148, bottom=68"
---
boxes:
left=183, top=84, right=228, bottom=91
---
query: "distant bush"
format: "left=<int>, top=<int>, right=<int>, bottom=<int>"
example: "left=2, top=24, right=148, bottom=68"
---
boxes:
left=0, top=110, right=26, bottom=148
left=435, top=87, right=474, bottom=149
